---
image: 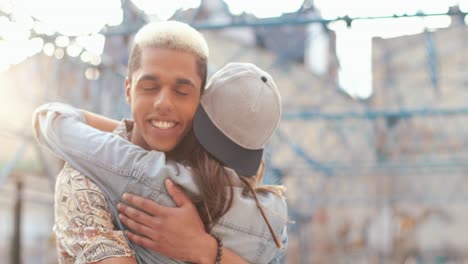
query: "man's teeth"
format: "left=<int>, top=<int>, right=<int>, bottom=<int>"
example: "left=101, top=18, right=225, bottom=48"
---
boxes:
left=151, top=120, right=176, bottom=129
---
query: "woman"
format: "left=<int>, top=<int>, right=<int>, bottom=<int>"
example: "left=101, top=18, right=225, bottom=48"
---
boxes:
left=34, top=63, right=288, bottom=263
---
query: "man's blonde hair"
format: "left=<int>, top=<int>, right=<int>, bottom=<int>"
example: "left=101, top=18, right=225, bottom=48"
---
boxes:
left=128, top=21, right=209, bottom=91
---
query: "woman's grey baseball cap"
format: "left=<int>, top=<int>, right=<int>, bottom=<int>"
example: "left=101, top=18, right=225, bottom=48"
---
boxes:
left=193, top=62, right=281, bottom=177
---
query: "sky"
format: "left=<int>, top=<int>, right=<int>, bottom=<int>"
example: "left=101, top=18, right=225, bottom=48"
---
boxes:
left=0, top=0, right=467, bottom=98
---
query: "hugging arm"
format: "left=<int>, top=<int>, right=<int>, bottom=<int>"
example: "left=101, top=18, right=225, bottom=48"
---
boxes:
left=118, top=179, right=249, bottom=264
left=33, top=102, right=153, bottom=195
left=33, top=103, right=250, bottom=263
left=82, top=110, right=120, bottom=132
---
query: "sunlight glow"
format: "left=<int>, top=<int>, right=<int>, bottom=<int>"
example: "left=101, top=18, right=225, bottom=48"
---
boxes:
left=131, top=0, right=200, bottom=20
left=55, top=36, right=70, bottom=47
left=319, top=0, right=460, bottom=98
left=0, top=0, right=121, bottom=71
left=0, top=63, right=10, bottom=72
left=224, top=0, right=303, bottom=18
left=315, top=0, right=461, bottom=19
left=332, top=22, right=373, bottom=98
left=76, top=34, right=106, bottom=56
left=33, top=21, right=55, bottom=35
left=28, top=37, right=43, bottom=55
left=15, top=0, right=122, bottom=35
left=0, top=19, right=30, bottom=41
left=0, top=0, right=465, bottom=98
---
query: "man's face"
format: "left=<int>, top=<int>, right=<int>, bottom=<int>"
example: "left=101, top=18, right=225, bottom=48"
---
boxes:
left=126, top=47, right=202, bottom=152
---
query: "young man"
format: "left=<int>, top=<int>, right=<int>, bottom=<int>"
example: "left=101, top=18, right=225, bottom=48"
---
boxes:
left=48, top=21, right=247, bottom=264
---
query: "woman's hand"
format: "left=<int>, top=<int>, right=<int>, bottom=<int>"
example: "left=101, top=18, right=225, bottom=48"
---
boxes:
left=82, top=110, right=120, bottom=132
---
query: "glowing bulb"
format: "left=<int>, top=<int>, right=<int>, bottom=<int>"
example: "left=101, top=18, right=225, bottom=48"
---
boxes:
left=66, top=44, right=82, bottom=57
left=55, top=36, right=70, bottom=48
left=80, top=51, right=92, bottom=62
left=54, top=48, right=65, bottom=59
left=43, top=42, right=55, bottom=56
left=90, top=55, right=102, bottom=66
left=85, top=67, right=100, bottom=80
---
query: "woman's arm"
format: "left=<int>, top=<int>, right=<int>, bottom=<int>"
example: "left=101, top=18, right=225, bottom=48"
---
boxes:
left=82, top=110, right=120, bottom=132
left=95, top=257, right=137, bottom=264
left=33, top=103, right=252, bottom=263
left=33, top=102, right=156, bottom=199
left=33, top=103, right=150, bottom=174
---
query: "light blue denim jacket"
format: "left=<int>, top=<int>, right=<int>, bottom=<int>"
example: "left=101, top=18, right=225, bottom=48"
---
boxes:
left=33, top=103, right=288, bottom=264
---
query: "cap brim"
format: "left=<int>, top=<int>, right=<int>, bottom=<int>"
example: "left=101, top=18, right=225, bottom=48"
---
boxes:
left=193, top=105, right=263, bottom=177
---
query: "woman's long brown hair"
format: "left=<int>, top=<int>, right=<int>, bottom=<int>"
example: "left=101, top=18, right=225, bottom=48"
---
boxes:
left=170, top=130, right=286, bottom=248
left=170, top=130, right=234, bottom=232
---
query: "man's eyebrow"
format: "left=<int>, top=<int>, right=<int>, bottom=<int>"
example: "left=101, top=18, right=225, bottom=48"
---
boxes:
left=175, top=78, right=195, bottom=88
left=136, top=74, right=159, bottom=83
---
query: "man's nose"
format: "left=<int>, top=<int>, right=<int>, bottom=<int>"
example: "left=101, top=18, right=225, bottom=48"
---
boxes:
left=153, top=87, right=173, bottom=114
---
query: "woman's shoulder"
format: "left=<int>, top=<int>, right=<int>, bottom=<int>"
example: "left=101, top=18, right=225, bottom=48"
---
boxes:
left=215, top=185, right=288, bottom=264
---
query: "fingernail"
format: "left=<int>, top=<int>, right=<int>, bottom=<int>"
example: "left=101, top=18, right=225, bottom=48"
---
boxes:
left=117, top=203, right=122, bottom=209
left=165, top=178, right=173, bottom=187
left=122, top=193, right=130, bottom=200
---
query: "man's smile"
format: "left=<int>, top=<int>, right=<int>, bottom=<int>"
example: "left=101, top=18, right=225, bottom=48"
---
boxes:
left=150, top=119, right=178, bottom=130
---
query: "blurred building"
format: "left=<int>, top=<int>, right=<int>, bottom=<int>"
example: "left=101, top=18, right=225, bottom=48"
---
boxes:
left=368, top=13, right=468, bottom=262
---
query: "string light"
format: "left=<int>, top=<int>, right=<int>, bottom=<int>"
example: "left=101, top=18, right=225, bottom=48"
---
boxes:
left=85, top=67, right=100, bottom=80
left=66, top=43, right=82, bottom=57
left=43, top=42, right=54, bottom=56
left=55, top=35, right=69, bottom=47
left=54, top=48, right=64, bottom=59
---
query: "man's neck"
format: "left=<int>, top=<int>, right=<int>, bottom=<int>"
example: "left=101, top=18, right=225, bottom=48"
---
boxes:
left=129, top=125, right=151, bottom=150
left=128, top=124, right=193, bottom=162
left=168, top=132, right=195, bottom=162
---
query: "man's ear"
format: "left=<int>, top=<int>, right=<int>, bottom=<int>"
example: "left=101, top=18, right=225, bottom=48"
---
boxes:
left=125, top=78, right=132, bottom=104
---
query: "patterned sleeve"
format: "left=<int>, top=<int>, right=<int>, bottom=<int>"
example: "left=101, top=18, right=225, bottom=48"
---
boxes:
left=54, top=163, right=135, bottom=264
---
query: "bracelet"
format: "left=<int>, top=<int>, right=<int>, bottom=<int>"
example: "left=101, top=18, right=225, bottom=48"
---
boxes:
left=213, top=235, right=223, bottom=264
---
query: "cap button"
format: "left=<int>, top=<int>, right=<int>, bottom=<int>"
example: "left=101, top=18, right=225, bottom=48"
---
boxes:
left=261, top=76, right=267, bottom=82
